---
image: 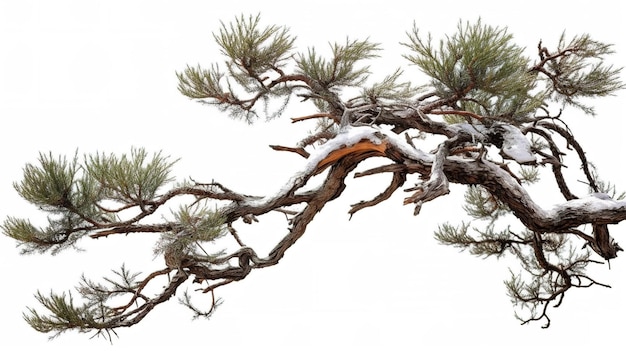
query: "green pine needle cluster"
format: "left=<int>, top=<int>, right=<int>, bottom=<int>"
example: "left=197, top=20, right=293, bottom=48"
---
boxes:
left=153, top=205, right=226, bottom=266
left=434, top=222, right=516, bottom=258
left=540, top=33, right=625, bottom=115
left=215, top=14, right=295, bottom=75
left=462, top=185, right=509, bottom=221
left=25, top=265, right=144, bottom=340
left=6, top=14, right=626, bottom=335
left=2, top=148, right=177, bottom=254
left=403, top=19, right=542, bottom=120
left=177, top=15, right=623, bottom=124
left=296, top=38, right=380, bottom=89
left=176, top=63, right=226, bottom=99
left=503, top=234, right=593, bottom=325
left=518, top=165, right=540, bottom=184
left=85, top=148, right=175, bottom=204
left=177, top=14, right=422, bottom=123
left=177, top=14, right=296, bottom=122
left=361, top=68, right=422, bottom=104
left=25, top=291, right=96, bottom=336
left=16, top=152, right=79, bottom=210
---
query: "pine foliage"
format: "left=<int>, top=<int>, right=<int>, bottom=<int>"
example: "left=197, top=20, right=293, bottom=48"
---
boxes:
left=538, top=33, right=624, bottom=114
left=3, top=148, right=178, bottom=254
left=296, top=38, right=380, bottom=89
left=403, top=19, right=544, bottom=121
left=4, top=14, right=626, bottom=337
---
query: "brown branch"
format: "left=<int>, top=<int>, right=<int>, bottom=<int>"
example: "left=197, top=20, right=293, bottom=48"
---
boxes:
left=431, top=109, right=484, bottom=121
left=269, top=145, right=310, bottom=158
left=566, top=226, right=622, bottom=260
left=527, top=127, right=577, bottom=200
left=262, top=150, right=367, bottom=264
left=537, top=121, right=598, bottom=192
left=202, top=279, right=234, bottom=293
left=386, top=107, right=458, bottom=137
left=403, top=137, right=453, bottom=215
left=368, top=147, right=609, bottom=234
left=90, top=224, right=174, bottom=239
left=203, top=73, right=313, bottom=114
left=88, top=185, right=255, bottom=239
left=94, top=201, right=137, bottom=214
left=503, top=233, right=575, bottom=328
left=297, top=130, right=337, bottom=148
left=530, top=42, right=580, bottom=75
left=227, top=223, right=246, bottom=247
left=314, top=139, right=390, bottom=174
left=591, top=223, right=623, bottom=259
left=114, top=270, right=188, bottom=328
left=291, top=113, right=338, bottom=123
left=32, top=119, right=626, bottom=333
left=531, top=232, right=566, bottom=274
left=354, top=163, right=407, bottom=178
left=349, top=171, right=407, bottom=217
left=109, top=268, right=173, bottom=315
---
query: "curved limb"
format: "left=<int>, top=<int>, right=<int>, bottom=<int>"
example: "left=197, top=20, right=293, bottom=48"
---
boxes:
left=17, top=120, right=626, bottom=335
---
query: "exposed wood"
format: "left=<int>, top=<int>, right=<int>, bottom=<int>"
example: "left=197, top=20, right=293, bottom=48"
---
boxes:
left=16, top=24, right=626, bottom=334
left=313, top=139, right=389, bottom=174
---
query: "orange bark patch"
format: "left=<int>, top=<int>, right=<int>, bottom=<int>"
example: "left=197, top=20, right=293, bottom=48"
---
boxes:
left=314, top=139, right=388, bottom=174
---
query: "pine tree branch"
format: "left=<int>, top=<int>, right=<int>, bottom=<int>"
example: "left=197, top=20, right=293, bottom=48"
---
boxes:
left=8, top=17, right=626, bottom=337
left=536, top=121, right=599, bottom=192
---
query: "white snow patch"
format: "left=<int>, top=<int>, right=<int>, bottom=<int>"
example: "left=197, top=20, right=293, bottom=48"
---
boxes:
left=450, top=123, right=535, bottom=164
left=450, top=123, right=488, bottom=141
left=547, top=194, right=625, bottom=217
left=303, top=126, right=381, bottom=174
left=590, top=192, right=613, bottom=200
left=497, top=124, right=535, bottom=164
left=242, top=127, right=383, bottom=207
left=305, top=125, right=430, bottom=169
left=242, top=126, right=432, bottom=208
left=379, top=130, right=430, bottom=161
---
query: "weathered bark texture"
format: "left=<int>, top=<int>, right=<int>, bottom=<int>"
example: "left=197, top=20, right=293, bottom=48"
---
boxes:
left=15, top=27, right=625, bottom=334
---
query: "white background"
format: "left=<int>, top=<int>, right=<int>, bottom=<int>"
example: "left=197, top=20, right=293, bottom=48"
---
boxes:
left=1, top=0, right=625, bottom=349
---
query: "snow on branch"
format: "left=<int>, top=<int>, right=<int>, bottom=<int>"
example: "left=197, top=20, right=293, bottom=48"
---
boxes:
left=450, top=122, right=536, bottom=164
left=9, top=15, right=626, bottom=336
